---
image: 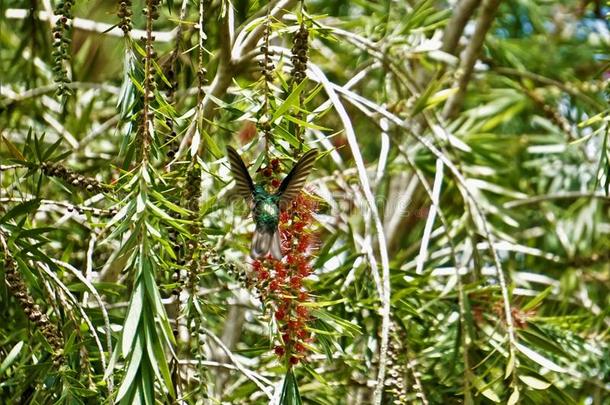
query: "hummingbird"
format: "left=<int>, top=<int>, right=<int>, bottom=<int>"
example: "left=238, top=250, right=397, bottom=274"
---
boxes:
left=226, top=146, right=318, bottom=260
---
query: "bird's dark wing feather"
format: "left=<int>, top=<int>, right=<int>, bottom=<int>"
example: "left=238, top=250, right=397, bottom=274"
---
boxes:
left=276, top=149, right=318, bottom=208
left=227, top=146, right=255, bottom=200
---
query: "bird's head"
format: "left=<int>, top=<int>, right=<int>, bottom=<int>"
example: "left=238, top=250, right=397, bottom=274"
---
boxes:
left=253, top=184, right=268, bottom=197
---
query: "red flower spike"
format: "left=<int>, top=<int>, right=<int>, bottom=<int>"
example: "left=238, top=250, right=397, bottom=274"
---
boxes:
left=286, top=254, right=295, bottom=265
left=271, top=178, right=281, bottom=188
left=249, top=191, right=319, bottom=361
left=298, top=263, right=311, bottom=277
left=290, top=276, right=302, bottom=289
left=297, top=240, right=310, bottom=253
left=280, top=211, right=290, bottom=223
left=296, top=306, right=308, bottom=318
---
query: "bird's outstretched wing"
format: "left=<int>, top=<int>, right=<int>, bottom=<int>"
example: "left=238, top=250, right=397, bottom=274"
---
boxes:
left=226, top=146, right=255, bottom=200
left=276, top=149, right=318, bottom=209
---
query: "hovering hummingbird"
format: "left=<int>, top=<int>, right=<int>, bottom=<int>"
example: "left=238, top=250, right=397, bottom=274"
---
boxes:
left=226, top=146, right=318, bottom=260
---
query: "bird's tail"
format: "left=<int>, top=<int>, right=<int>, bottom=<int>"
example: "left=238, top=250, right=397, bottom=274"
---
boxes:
left=251, top=228, right=282, bottom=260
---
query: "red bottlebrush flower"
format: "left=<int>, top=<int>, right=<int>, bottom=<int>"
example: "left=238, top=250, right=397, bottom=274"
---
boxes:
left=271, top=178, right=280, bottom=188
left=271, top=158, right=280, bottom=170
left=297, top=237, right=310, bottom=253
left=290, top=276, right=302, bottom=289
left=263, top=167, right=273, bottom=177
left=279, top=211, right=290, bottom=223
left=296, top=329, right=308, bottom=339
left=297, top=263, right=311, bottom=277
left=296, top=306, right=308, bottom=318
left=249, top=190, right=319, bottom=364
left=286, top=253, right=296, bottom=265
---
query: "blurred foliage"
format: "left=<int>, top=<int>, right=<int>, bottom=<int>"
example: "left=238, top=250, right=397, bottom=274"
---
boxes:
left=1, top=0, right=609, bottom=404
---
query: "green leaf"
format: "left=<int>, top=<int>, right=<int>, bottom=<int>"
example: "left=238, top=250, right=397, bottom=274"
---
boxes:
left=507, top=388, right=520, bottom=405
left=283, top=114, right=331, bottom=130
left=272, top=79, right=308, bottom=123
left=2, top=134, right=26, bottom=161
left=505, top=351, right=515, bottom=379
left=519, top=375, right=551, bottom=390
left=515, top=342, right=567, bottom=373
left=201, top=128, right=223, bottom=158
left=144, top=315, right=175, bottom=398
left=0, top=341, right=24, bottom=375
left=41, top=137, right=63, bottom=161
left=522, top=286, right=552, bottom=312
left=472, top=376, right=500, bottom=403
left=481, top=388, right=501, bottom=403
left=279, top=370, right=303, bottom=405
left=116, top=334, right=144, bottom=401
left=0, top=199, right=41, bottom=224
left=122, top=281, right=143, bottom=357
left=301, top=298, right=346, bottom=308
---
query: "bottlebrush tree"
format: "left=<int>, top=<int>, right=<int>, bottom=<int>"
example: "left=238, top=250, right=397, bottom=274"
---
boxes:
left=1, top=0, right=609, bottom=404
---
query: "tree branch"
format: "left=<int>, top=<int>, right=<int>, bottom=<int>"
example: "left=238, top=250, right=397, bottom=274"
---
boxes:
left=441, top=0, right=481, bottom=55
left=443, top=0, right=502, bottom=118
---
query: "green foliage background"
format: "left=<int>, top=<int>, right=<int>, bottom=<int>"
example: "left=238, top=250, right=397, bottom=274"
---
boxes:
left=1, top=0, right=609, bottom=404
